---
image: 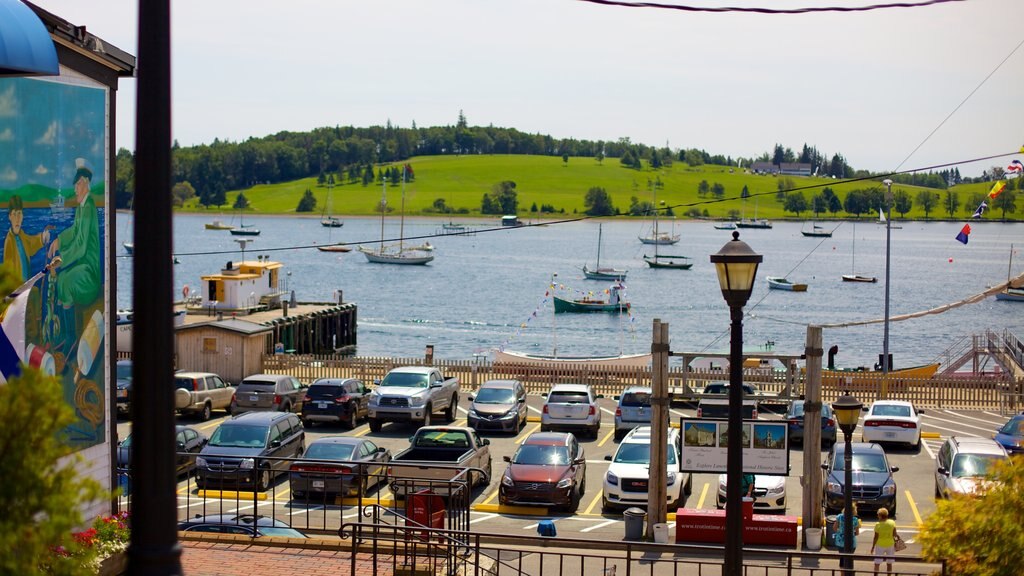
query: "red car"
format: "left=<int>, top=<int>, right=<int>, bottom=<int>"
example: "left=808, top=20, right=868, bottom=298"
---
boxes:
left=498, top=432, right=586, bottom=512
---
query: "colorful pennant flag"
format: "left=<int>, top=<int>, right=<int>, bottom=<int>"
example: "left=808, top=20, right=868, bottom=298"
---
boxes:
left=988, top=181, right=1007, bottom=199
left=955, top=223, right=971, bottom=245
left=972, top=201, right=988, bottom=219
left=1008, top=160, right=1024, bottom=173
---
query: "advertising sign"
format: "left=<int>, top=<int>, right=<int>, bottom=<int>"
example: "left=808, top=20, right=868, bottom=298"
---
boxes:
left=679, top=418, right=789, bottom=475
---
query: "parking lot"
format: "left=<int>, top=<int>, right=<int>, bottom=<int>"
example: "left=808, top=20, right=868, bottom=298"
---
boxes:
left=117, top=393, right=1016, bottom=543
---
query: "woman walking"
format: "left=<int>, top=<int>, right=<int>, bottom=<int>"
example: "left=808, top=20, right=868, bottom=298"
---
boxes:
left=871, top=507, right=899, bottom=574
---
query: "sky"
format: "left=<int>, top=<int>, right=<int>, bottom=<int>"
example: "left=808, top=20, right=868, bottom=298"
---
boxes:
left=31, top=0, right=1024, bottom=177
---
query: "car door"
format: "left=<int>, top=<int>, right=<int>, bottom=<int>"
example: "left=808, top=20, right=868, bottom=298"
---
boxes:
left=360, top=440, right=387, bottom=487
left=570, top=436, right=586, bottom=490
left=207, top=375, right=230, bottom=409
left=936, top=441, right=951, bottom=495
left=350, top=380, right=369, bottom=418
left=515, top=382, right=528, bottom=427
left=288, top=377, right=307, bottom=411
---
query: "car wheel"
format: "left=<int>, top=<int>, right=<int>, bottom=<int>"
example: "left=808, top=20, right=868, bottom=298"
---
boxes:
left=684, top=474, right=693, bottom=496
left=934, top=482, right=942, bottom=498
left=194, top=478, right=206, bottom=490
left=540, top=424, right=550, bottom=432
left=513, top=414, right=522, bottom=434
left=200, top=403, right=212, bottom=422
left=346, top=404, right=358, bottom=430
left=422, top=406, right=432, bottom=427
left=369, top=418, right=382, bottom=433
left=590, top=426, right=600, bottom=439
left=281, top=402, right=291, bottom=413
left=302, top=418, right=313, bottom=428
left=601, top=498, right=613, bottom=514
left=257, top=469, right=271, bottom=492
left=613, top=429, right=625, bottom=442
left=890, top=504, right=897, bottom=519
left=445, top=395, right=458, bottom=422
left=579, top=477, right=586, bottom=497
left=566, top=486, right=581, bottom=513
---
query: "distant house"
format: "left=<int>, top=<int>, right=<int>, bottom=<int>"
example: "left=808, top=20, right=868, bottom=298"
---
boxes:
left=750, top=161, right=777, bottom=175
left=779, top=163, right=813, bottom=177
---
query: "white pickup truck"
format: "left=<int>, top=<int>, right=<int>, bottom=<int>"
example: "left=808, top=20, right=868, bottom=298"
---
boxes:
left=695, top=381, right=763, bottom=419
left=367, top=366, right=460, bottom=432
left=388, top=426, right=492, bottom=497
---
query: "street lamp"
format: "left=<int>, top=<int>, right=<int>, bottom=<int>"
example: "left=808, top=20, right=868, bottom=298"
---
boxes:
left=832, top=392, right=864, bottom=574
left=710, top=231, right=762, bottom=576
left=881, top=179, right=893, bottom=375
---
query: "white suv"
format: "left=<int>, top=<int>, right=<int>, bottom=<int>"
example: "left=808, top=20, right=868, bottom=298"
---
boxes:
left=935, top=436, right=1008, bottom=498
left=541, top=383, right=602, bottom=439
left=602, top=426, right=691, bottom=512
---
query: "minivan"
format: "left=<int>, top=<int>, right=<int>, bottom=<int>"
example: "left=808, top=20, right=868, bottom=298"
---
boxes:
left=196, top=411, right=305, bottom=491
left=231, top=374, right=308, bottom=416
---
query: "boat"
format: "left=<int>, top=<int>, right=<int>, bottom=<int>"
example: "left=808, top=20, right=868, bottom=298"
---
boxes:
left=442, top=222, right=467, bottom=232
left=205, top=217, right=234, bottom=230
left=877, top=209, right=902, bottom=229
left=360, top=171, right=434, bottom=265
left=229, top=210, right=260, bottom=236
left=823, top=362, right=940, bottom=387
left=493, top=350, right=652, bottom=368
left=641, top=189, right=691, bottom=269
left=714, top=222, right=737, bottom=230
left=842, top=220, right=877, bottom=283
left=583, top=224, right=627, bottom=280
left=767, top=276, right=807, bottom=291
left=638, top=206, right=680, bottom=245
left=50, top=192, right=66, bottom=215
left=995, top=244, right=1024, bottom=302
left=735, top=197, right=772, bottom=229
left=801, top=223, right=833, bottom=238
left=553, top=283, right=629, bottom=313
left=316, top=244, right=352, bottom=253
left=320, top=179, right=344, bottom=228
left=123, top=242, right=134, bottom=254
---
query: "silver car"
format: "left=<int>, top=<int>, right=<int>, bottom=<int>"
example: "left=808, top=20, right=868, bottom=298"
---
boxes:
left=934, top=436, right=1008, bottom=498
left=231, top=374, right=308, bottom=415
left=468, top=379, right=529, bottom=433
left=613, top=386, right=652, bottom=441
left=540, top=383, right=602, bottom=439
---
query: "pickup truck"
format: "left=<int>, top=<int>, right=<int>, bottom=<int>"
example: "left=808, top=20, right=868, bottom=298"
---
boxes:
left=367, top=366, right=460, bottom=432
left=388, top=426, right=492, bottom=498
left=173, top=371, right=235, bottom=421
left=696, top=382, right=760, bottom=419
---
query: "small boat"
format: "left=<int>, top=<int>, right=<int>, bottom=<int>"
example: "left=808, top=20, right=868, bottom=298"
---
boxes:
left=442, top=222, right=467, bottom=232
left=316, top=244, right=352, bottom=253
left=583, top=224, right=627, bottom=280
left=320, top=216, right=343, bottom=228
left=493, top=350, right=652, bottom=368
left=359, top=245, right=433, bottom=265
left=877, top=209, right=902, bottom=229
left=714, top=222, right=737, bottom=230
left=823, top=362, right=939, bottom=387
left=767, top=276, right=807, bottom=291
left=801, top=223, right=833, bottom=238
left=123, top=242, right=134, bottom=254
left=843, top=220, right=875, bottom=283
left=230, top=227, right=260, bottom=236
left=643, top=254, right=693, bottom=270
left=50, top=192, right=66, bottom=215
left=995, top=244, right=1023, bottom=301
left=205, top=218, right=234, bottom=230
left=736, top=219, right=773, bottom=229
left=842, top=274, right=878, bottom=283
left=553, top=283, right=629, bottom=313
left=362, top=173, right=434, bottom=265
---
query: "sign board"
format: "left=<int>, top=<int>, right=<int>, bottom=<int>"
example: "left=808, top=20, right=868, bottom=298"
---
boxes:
left=679, top=417, right=789, bottom=475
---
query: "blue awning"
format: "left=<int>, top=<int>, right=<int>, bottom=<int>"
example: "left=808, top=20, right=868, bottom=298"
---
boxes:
left=0, top=0, right=58, bottom=76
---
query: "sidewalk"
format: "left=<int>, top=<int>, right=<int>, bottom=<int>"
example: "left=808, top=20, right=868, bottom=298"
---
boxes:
left=180, top=539, right=393, bottom=576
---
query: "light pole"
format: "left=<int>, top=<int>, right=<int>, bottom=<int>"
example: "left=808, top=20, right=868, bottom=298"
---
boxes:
left=833, top=392, right=863, bottom=575
left=710, top=232, right=762, bottom=576
left=882, top=179, right=893, bottom=374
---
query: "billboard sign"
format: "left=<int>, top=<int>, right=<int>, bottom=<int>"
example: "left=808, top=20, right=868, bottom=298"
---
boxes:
left=679, top=418, right=789, bottom=475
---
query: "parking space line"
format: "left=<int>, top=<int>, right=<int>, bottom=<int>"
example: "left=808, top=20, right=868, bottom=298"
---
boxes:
left=940, top=410, right=1005, bottom=425
left=480, top=487, right=500, bottom=506
left=581, top=519, right=618, bottom=533
left=528, top=405, right=543, bottom=414
left=923, top=413, right=1002, bottom=433
left=516, top=424, right=540, bottom=444
left=983, top=411, right=1003, bottom=418
left=905, top=490, right=922, bottom=526
left=597, top=427, right=616, bottom=447
left=458, top=406, right=469, bottom=414
left=470, top=513, right=498, bottom=525
left=195, top=421, right=220, bottom=433
left=600, top=407, right=616, bottom=416
left=582, top=490, right=604, bottom=515
left=920, top=439, right=936, bottom=459
left=353, top=427, right=370, bottom=437
left=696, top=482, right=709, bottom=509
left=919, top=421, right=981, bottom=439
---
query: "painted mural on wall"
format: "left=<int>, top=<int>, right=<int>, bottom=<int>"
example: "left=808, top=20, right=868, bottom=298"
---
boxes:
left=0, top=77, right=107, bottom=449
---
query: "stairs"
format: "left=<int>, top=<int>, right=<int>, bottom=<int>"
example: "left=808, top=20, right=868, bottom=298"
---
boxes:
left=937, top=329, right=1024, bottom=379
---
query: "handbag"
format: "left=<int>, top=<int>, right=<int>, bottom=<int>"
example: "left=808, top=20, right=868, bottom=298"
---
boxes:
left=894, top=535, right=907, bottom=552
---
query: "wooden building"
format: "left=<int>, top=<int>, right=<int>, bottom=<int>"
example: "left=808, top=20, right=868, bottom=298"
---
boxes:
left=174, top=318, right=272, bottom=384
left=199, top=258, right=285, bottom=313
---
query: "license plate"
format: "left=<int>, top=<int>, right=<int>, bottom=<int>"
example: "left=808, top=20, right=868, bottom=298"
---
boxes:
left=117, top=389, right=127, bottom=398
left=249, top=395, right=258, bottom=402
left=317, top=402, right=328, bottom=409
left=884, top=431, right=897, bottom=438
left=312, top=480, right=325, bottom=489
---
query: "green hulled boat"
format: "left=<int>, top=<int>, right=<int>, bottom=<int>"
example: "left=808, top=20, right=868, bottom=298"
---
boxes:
left=553, top=295, right=631, bottom=313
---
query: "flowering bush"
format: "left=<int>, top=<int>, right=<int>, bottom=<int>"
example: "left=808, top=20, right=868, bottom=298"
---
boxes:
left=51, top=512, right=130, bottom=571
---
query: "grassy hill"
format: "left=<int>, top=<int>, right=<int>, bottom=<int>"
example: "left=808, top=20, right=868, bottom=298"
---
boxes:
left=177, top=155, right=1014, bottom=221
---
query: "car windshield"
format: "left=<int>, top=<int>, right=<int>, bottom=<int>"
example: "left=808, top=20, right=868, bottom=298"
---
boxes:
left=951, top=454, right=1003, bottom=478
left=259, top=527, right=306, bottom=538
left=513, top=444, right=570, bottom=466
left=620, top=392, right=651, bottom=407
left=120, top=434, right=132, bottom=447
left=872, top=404, right=911, bottom=417
left=547, top=391, right=589, bottom=404
left=305, top=443, right=355, bottom=460
left=209, top=424, right=268, bottom=448
left=790, top=403, right=832, bottom=418
left=475, top=388, right=516, bottom=404
left=381, top=373, right=429, bottom=388
left=613, top=443, right=678, bottom=465
left=116, top=363, right=132, bottom=379
left=998, top=419, right=1024, bottom=436
left=241, top=379, right=276, bottom=388
left=832, top=452, right=888, bottom=473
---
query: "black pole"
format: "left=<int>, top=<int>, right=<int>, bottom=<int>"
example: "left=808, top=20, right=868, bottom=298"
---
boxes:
left=842, top=427, right=855, bottom=574
left=724, top=304, right=744, bottom=576
left=127, top=0, right=181, bottom=573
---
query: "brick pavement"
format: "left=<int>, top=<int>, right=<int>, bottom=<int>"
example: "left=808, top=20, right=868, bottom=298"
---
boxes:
left=180, top=539, right=393, bottom=576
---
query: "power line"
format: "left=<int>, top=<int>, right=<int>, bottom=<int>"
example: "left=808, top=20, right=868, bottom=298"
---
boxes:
left=576, top=0, right=965, bottom=15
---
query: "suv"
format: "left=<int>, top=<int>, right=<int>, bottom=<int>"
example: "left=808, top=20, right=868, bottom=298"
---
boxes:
left=300, top=378, right=370, bottom=429
left=468, top=379, right=528, bottom=433
left=231, top=374, right=308, bottom=416
left=822, top=442, right=899, bottom=517
left=934, top=436, right=1008, bottom=498
left=174, top=371, right=235, bottom=421
left=613, top=387, right=652, bottom=441
left=115, top=360, right=132, bottom=415
left=196, top=411, right=305, bottom=492
left=602, top=426, right=691, bottom=512
left=499, top=432, right=586, bottom=511
left=541, top=383, right=602, bottom=439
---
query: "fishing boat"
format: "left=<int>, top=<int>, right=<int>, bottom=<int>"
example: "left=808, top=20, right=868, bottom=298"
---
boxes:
left=583, top=224, right=627, bottom=280
left=877, top=209, right=902, bottom=229
left=229, top=210, right=260, bottom=236
left=801, top=222, right=833, bottom=237
left=493, top=350, right=652, bottom=368
left=842, top=220, right=876, bottom=283
left=553, top=283, right=629, bottom=313
left=643, top=253, right=693, bottom=269
left=767, top=276, right=807, bottom=291
left=205, top=217, right=234, bottom=230
left=50, top=192, right=66, bottom=215
left=360, top=172, right=434, bottom=265
left=713, top=222, right=737, bottom=230
left=995, top=244, right=1024, bottom=302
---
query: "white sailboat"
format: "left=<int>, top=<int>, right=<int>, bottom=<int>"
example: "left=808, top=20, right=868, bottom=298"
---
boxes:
left=842, top=219, right=877, bottom=283
left=359, top=172, right=434, bottom=265
left=320, top=176, right=343, bottom=228
left=642, top=191, right=691, bottom=269
left=877, top=208, right=902, bottom=229
left=582, top=223, right=627, bottom=280
left=638, top=194, right=679, bottom=244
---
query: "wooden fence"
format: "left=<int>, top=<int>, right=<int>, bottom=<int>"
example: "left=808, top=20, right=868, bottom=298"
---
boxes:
left=259, top=354, right=1024, bottom=413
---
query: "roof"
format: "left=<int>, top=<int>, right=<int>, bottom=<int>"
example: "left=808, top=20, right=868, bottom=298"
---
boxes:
left=949, top=436, right=1007, bottom=455
left=521, top=432, right=573, bottom=446
left=548, top=383, right=591, bottom=393
left=309, top=436, right=365, bottom=447
left=176, top=318, right=272, bottom=335
left=479, top=379, right=521, bottom=389
left=227, top=411, right=295, bottom=424
left=310, top=378, right=359, bottom=387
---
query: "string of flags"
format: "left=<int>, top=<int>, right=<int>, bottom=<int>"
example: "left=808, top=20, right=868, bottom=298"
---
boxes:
left=957, top=153, right=1020, bottom=244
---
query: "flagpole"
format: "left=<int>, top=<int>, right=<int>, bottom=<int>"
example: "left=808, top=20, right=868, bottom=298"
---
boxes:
left=882, top=179, right=893, bottom=374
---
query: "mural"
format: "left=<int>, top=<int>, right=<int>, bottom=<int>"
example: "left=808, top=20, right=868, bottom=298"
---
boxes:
left=0, top=77, right=107, bottom=449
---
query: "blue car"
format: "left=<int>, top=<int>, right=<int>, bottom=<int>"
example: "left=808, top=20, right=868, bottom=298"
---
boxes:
left=994, top=414, right=1024, bottom=455
left=786, top=400, right=837, bottom=445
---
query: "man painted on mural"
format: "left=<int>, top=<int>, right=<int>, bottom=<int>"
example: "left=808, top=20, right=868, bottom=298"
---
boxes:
left=3, top=195, right=50, bottom=283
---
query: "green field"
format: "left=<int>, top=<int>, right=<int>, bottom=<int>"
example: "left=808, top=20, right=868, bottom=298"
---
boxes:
left=176, top=155, right=1014, bottom=221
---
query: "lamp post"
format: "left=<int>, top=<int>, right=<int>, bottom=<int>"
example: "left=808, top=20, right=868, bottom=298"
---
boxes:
left=710, top=231, right=762, bottom=576
left=833, top=392, right=864, bottom=575
left=882, top=179, right=893, bottom=375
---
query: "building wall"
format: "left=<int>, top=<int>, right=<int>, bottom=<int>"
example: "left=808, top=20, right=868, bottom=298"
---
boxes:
left=175, top=327, right=267, bottom=384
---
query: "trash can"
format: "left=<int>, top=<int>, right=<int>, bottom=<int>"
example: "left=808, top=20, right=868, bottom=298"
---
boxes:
left=623, top=507, right=646, bottom=541
left=824, top=515, right=838, bottom=548
left=805, top=528, right=823, bottom=551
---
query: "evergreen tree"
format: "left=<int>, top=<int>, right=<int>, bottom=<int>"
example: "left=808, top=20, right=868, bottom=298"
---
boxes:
left=296, top=188, right=317, bottom=212
left=233, top=191, right=250, bottom=210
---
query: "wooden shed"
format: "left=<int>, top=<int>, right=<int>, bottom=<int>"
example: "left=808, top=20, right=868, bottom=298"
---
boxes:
left=175, top=318, right=271, bottom=384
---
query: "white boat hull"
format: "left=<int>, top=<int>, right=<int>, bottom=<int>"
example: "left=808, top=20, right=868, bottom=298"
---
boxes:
left=493, top=350, right=652, bottom=368
left=359, top=246, right=434, bottom=265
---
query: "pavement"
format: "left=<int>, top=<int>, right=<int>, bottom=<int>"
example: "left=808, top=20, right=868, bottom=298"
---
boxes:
left=180, top=536, right=394, bottom=576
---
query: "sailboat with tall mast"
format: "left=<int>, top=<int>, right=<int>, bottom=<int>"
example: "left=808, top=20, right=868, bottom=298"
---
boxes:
left=320, top=175, right=343, bottom=228
left=641, top=192, right=691, bottom=269
left=582, top=223, right=626, bottom=280
left=638, top=190, right=680, bottom=245
left=995, top=244, right=1024, bottom=301
left=359, top=171, right=433, bottom=265
left=841, top=219, right=876, bottom=283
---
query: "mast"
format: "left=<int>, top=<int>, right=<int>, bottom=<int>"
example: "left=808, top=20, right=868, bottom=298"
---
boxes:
left=551, top=273, right=558, bottom=358
left=399, top=168, right=407, bottom=253
left=653, top=187, right=659, bottom=262
left=596, top=224, right=603, bottom=268
left=378, top=177, right=386, bottom=253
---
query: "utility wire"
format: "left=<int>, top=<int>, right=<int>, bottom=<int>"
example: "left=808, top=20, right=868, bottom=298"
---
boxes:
left=576, top=0, right=965, bottom=15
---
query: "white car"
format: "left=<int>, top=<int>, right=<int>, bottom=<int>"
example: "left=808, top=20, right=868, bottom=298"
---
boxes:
left=541, top=383, right=602, bottom=439
left=716, top=474, right=787, bottom=512
left=861, top=400, right=923, bottom=448
left=602, top=426, right=692, bottom=512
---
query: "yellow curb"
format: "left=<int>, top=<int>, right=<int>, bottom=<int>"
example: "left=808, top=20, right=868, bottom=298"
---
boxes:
left=670, top=422, right=680, bottom=429
left=527, top=416, right=541, bottom=422
left=198, top=490, right=267, bottom=501
left=472, top=503, right=549, bottom=516
left=921, top=432, right=941, bottom=439
left=338, top=497, right=398, bottom=507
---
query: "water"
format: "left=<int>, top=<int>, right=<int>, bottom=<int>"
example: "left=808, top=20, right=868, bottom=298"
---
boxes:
left=116, top=214, right=1024, bottom=368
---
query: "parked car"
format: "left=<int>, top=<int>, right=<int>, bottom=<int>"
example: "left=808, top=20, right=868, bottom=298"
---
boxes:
left=785, top=400, right=837, bottom=445
left=367, top=366, right=460, bottom=431
left=231, top=373, right=308, bottom=415
left=696, top=382, right=759, bottom=419
left=540, top=383, right=602, bottom=439
left=178, top=514, right=306, bottom=538
left=289, top=436, right=391, bottom=500
left=861, top=400, right=923, bottom=448
left=822, top=442, right=899, bottom=517
left=935, top=436, right=1008, bottom=498
left=603, top=426, right=691, bottom=512
left=499, top=432, right=586, bottom=512
left=613, top=386, right=652, bottom=441
left=196, top=411, right=305, bottom=492
left=388, top=426, right=492, bottom=497
left=117, top=424, right=208, bottom=476
left=467, top=379, right=528, bottom=433
left=300, top=378, right=370, bottom=429
left=994, top=414, right=1024, bottom=455
left=174, top=371, right=234, bottom=421
left=115, top=359, right=132, bottom=415
left=716, top=474, right=787, bottom=513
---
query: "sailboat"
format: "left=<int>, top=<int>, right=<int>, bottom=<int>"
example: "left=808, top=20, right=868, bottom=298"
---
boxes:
left=229, top=209, right=260, bottom=236
left=995, top=244, right=1024, bottom=302
left=736, top=197, right=773, bottom=229
left=359, top=173, right=434, bottom=265
left=582, top=224, right=627, bottom=280
left=801, top=222, right=833, bottom=238
left=842, top=220, right=877, bottom=283
left=877, top=208, right=902, bottom=229
left=320, top=177, right=343, bottom=228
left=641, top=190, right=691, bottom=269
left=638, top=197, right=680, bottom=245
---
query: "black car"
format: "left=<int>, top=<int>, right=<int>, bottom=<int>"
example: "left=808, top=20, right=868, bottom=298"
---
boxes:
left=115, top=360, right=132, bottom=415
left=117, top=424, right=208, bottom=476
left=822, top=442, right=900, bottom=517
left=178, top=514, right=306, bottom=538
left=196, top=411, right=305, bottom=492
left=786, top=400, right=837, bottom=445
left=289, top=436, right=391, bottom=500
left=299, top=378, right=370, bottom=429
